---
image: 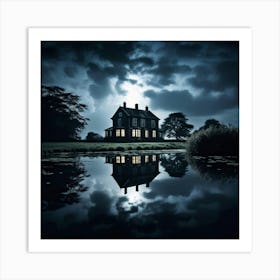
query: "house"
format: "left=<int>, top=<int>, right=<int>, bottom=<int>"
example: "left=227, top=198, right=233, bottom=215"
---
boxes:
left=105, top=102, right=162, bottom=142
left=105, top=154, right=160, bottom=194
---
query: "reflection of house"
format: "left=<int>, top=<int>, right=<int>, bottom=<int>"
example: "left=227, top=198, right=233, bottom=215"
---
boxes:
left=106, top=154, right=160, bottom=194
left=104, top=102, right=162, bottom=142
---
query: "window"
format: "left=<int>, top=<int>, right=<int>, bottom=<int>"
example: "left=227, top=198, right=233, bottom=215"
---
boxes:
left=119, top=112, right=122, bottom=117
left=151, top=120, right=156, bottom=128
left=152, top=130, right=156, bottom=138
left=132, top=156, right=141, bottom=164
left=152, top=155, right=157, bottom=162
left=109, top=130, right=112, bottom=137
left=116, top=156, right=125, bottom=163
left=132, top=129, right=141, bottom=137
left=145, top=155, right=149, bottom=163
left=117, top=118, right=122, bottom=127
left=145, top=130, right=149, bottom=138
left=116, top=129, right=125, bottom=137
left=105, top=131, right=108, bottom=137
left=140, top=118, right=146, bottom=127
left=132, top=118, right=137, bottom=126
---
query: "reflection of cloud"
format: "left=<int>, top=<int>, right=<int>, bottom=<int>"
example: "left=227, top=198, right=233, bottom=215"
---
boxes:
left=43, top=154, right=239, bottom=239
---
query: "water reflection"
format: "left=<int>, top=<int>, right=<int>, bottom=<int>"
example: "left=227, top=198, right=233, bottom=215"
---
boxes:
left=188, top=155, right=239, bottom=180
left=160, top=153, right=188, bottom=177
left=41, top=158, right=88, bottom=211
left=106, top=154, right=159, bottom=194
left=41, top=152, right=239, bottom=239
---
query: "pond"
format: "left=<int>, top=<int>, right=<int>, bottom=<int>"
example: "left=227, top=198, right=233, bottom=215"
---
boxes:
left=41, top=151, right=239, bottom=239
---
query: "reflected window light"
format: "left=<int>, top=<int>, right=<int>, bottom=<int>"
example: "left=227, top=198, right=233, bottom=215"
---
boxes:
left=132, top=156, right=141, bottom=164
left=152, top=155, right=156, bottom=162
left=116, top=156, right=121, bottom=163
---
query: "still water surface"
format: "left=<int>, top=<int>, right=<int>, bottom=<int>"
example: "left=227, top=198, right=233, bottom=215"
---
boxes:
left=42, top=151, right=239, bottom=239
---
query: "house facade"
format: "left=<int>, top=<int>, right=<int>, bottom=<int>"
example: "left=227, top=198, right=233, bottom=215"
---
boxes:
left=105, top=102, right=162, bottom=142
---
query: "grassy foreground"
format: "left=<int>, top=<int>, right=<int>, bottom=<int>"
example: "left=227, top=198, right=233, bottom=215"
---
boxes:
left=42, top=141, right=186, bottom=154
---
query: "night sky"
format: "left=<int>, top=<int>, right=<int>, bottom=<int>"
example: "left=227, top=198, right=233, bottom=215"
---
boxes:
left=41, top=41, right=239, bottom=138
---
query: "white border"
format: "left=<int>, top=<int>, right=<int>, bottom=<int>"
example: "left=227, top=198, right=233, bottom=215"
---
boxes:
left=28, top=27, right=252, bottom=253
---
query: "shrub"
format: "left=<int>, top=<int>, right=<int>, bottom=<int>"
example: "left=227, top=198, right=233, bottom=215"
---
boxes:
left=116, top=146, right=125, bottom=151
left=186, top=126, right=239, bottom=156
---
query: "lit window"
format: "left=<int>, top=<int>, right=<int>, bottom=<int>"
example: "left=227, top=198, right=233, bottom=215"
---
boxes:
left=132, top=129, right=141, bottom=137
left=116, top=129, right=121, bottom=137
left=152, top=155, right=156, bottom=162
left=151, top=120, right=156, bottom=128
left=116, top=156, right=125, bottom=163
left=140, top=118, right=146, bottom=127
left=132, top=118, right=137, bottom=126
left=145, top=155, right=149, bottom=163
left=152, top=130, right=156, bottom=138
left=121, top=129, right=125, bottom=137
left=116, top=156, right=121, bottom=163
left=145, top=130, right=149, bottom=138
left=132, top=156, right=141, bottom=164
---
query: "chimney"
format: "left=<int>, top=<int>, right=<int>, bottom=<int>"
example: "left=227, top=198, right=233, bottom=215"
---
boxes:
left=135, top=104, right=138, bottom=110
left=123, top=102, right=126, bottom=108
left=145, top=106, right=148, bottom=111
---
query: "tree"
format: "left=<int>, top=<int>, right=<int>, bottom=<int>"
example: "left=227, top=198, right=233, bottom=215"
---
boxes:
left=161, top=112, right=193, bottom=140
left=160, top=153, right=188, bottom=177
left=42, top=86, right=88, bottom=141
left=192, top=119, right=225, bottom=135
left=85, top=131, right=103, bottom=142
left=201, top=119, right=225, bottom=130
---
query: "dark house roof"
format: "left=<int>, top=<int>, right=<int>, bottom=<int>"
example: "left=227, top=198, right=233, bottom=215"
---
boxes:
left=112, top=106, right=160, bottom=120
left=113, top=171, right=160, bottom=188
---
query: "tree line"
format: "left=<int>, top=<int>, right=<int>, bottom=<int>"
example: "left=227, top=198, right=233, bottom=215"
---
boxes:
left=42, top=85, right=235, bottom=142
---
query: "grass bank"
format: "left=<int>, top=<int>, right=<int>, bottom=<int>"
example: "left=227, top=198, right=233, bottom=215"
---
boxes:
left=42, top=141, right=186, bottom=155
